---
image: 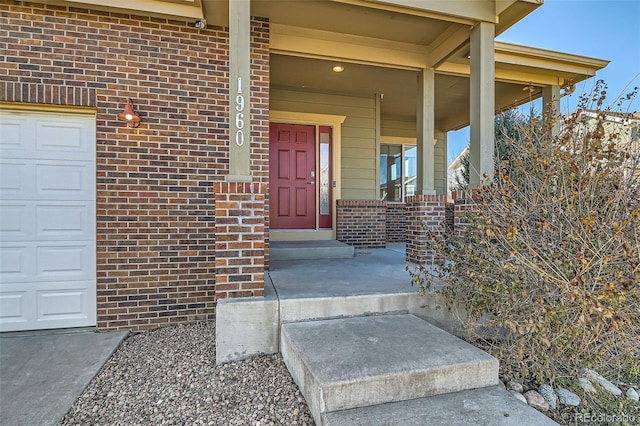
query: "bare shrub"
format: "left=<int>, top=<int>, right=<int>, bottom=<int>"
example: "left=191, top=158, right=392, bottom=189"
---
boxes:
left=411, top=81, right=640, bottom=385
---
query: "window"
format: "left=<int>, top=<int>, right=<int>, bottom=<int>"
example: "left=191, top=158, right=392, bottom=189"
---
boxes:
left=380, top=144, right=416, bottom=201
left=630, top=125, right=639, bottom=143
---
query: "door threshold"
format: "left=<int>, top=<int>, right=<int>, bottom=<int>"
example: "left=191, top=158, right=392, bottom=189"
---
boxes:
left=271, top=229, right=334, bottom=241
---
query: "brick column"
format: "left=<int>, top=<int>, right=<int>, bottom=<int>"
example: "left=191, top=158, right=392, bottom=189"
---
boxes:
left=452, top=190, right=478, bottom=238
left=336, top=200, right=387, bottom=248
left=445, top=202, right=455, bottom=232
left=405, top=194, right=447, bottom=264
left=214, top=182, right=267, bottom=300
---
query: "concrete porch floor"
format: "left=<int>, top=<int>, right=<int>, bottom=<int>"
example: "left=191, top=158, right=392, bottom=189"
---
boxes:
left=267, top=243, right=413, bottom=299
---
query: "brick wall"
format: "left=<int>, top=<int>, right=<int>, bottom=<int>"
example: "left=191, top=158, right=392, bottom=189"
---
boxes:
left=386, top=202, right=406, bottom=242
left=336, top=200, right=387, bottom=248
left=405, top=194, right=447, bottom=264
left=0, top=2, right=270, bottom=330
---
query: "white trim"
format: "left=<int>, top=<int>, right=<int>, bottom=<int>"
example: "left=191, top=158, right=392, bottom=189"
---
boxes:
left=381, top=136, right=417, bottom=145
left=0, top=102, right=96, bottom=115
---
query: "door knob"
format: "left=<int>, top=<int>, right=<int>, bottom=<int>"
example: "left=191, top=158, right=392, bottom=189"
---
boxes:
left=308, top=181, right=315, bottom=185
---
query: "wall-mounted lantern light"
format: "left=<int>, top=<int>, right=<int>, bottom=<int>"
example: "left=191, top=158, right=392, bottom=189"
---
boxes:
left=118, top=98, right=140, bottom=128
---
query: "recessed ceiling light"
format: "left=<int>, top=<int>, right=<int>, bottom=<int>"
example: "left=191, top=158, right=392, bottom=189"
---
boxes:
left=332, top=64, right=345, bottom=73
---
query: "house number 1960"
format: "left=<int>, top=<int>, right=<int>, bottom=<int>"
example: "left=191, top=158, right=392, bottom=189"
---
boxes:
left=235, top=77, right=246, bottom=147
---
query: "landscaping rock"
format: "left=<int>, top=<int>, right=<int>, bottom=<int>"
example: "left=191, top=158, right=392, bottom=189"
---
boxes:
left=557, top=388, right=581, bottom=406
left=539, top=384, right=557, bottom=410
left=510, top=391, right=528, bottom=404
left=578, top=377, right=598, bottom=394
left=524, top=390, right=550, bottom=411
left=60, top=321, right=314, bottom=425
left=626, top=388, right=639, bottom=402
left=506, top=380, right=524, bottom=393
left=583, top=368, right=622, bottom=396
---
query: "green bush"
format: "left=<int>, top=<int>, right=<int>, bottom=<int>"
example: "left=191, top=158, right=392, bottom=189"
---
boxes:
left=411, top=81, right=640, bottom=386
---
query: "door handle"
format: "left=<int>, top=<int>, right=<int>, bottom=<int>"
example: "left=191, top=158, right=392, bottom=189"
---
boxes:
left=308, top=181, right=315, bottom=185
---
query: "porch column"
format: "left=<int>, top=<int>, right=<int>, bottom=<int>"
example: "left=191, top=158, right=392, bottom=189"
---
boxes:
left=228, top=0, right=251, bottom=181
left=216, top=0, right=267, bottom=299
left=469, top=22, right=495, bottom=187
left=408, top=69, right=446, bottom=264
left=542, top=85, right=561, bottom=138
left=417, top=68, right=436, bottom=195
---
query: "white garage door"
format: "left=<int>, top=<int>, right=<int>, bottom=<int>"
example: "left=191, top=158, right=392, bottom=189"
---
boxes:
left=0, top=109, right=96, bottom=332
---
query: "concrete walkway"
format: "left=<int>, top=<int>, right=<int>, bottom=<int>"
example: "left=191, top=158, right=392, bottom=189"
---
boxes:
left=0, top=329, right=128, bottom=426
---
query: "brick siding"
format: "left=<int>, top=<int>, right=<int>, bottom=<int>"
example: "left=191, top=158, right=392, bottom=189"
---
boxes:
left=0, top=2, right=270, bottom=330
left=386, top=202, right=406, bottom=242
left=336, top=200, right=387, bottom=248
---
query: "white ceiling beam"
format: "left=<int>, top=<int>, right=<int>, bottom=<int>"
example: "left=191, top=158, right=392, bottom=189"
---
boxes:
left=332, top=0, right=495, bottom=24
left=426, top=23, right=470, bottom=68
left=440, top=62, right=565, bottom=86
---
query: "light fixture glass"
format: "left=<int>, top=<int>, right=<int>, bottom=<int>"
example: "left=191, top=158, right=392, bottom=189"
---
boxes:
left=332, top=64, right=345, bottom=73
left=118, top=98, right=141, bottom=128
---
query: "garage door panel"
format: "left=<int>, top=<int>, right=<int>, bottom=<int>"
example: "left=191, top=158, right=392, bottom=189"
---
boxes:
left=36, top=121, right=94, bottom=159
left=1, top=160, right=94, bottom=201
left=1, top=202, right=92, bottom=242
left=0, top=117, right=35, bottom=157
left=0, top=244, right=33, bottom=282
left=0, top=281, right=94, bottom=331
left=0, top=161, right=32, bottom=199
left=37, top=242, right=95, bottom=281
left=36, top=161, right=94, bottom=200
left=0, top=203, right=35, bottom=242
left=0, top=114, right=93, bottom=161
left=0, top=291, right=29, bottom=324
left=37, top=288, right=87, bottom=320
left=36, top=202, right=94, bottom=241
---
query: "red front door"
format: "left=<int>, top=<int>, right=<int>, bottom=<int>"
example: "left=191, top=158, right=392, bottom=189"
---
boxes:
left=269, top=123, right=316, bottom=229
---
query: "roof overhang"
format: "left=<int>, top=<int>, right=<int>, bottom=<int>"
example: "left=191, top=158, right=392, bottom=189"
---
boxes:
left=39, top=0, right=204, bottom=21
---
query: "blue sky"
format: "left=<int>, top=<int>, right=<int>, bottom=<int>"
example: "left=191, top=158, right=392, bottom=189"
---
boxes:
left=447, top=0, right=640, bottom=162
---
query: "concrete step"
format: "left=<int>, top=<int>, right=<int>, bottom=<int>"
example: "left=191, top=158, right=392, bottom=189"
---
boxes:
left=280, top=314, right=500, bottom=425
left=322, top=385, right=559, bottom=426
left=270, top=240, right=354, bottom=261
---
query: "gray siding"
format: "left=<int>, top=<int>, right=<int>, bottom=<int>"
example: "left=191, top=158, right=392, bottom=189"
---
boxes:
left=381, top=116, right=416, bottom=139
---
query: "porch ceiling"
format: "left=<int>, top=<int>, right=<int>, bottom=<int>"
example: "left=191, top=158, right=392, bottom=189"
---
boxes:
left=257, top=1, right=607, bottom=131
left=206, top=0, right=457, bottom=46
left=271, top=54, right=544, bottom=132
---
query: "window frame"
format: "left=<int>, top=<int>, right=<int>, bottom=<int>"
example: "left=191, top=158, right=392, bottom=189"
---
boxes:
left=379, top=141, right=417, bottom=202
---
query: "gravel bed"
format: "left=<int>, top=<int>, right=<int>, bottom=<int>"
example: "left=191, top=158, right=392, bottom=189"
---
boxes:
left=61, top=321, right=314, bottom=425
